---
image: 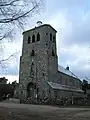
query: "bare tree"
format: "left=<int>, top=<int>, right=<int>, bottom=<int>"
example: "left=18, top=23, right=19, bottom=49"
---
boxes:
left=0, top=51, right=20, bottom=74
left=0, top=0, right=44, bottom=72
left=0, top=0, right=43, bottom=41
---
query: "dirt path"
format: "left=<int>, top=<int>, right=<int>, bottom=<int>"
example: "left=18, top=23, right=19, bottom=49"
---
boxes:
left=0, top=102, right=90, bottom=120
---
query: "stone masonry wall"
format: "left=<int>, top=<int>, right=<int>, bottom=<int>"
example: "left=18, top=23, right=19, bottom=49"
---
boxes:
left=19, top=25, right=58, bottom=98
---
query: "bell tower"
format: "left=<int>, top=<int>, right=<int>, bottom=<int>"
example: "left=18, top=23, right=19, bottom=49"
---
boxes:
left=19, top=24, right=58, bottom=99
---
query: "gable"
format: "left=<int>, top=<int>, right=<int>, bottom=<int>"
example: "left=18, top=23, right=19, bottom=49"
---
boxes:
left=58, top=65, right=79, bottom=79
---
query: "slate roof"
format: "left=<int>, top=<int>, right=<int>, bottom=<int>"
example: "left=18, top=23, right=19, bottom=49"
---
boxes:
left=48, top=82, right=83, bottom=93
left=58, top=65, right=79, bottom=79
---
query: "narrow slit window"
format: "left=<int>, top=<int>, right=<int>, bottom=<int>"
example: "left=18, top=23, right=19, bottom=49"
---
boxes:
left=31, top=50, right=35, bottom=56
left=28, top=36, right=31, bottom=44
left=53, top=35, right=55, bottom=42
left=37, top=33, right=40, bottom=41
left=32, top=35, right=35, bottom=42
left=50, top=33, right=52, bottom=41
left=52, top=50, right=55, bottom=56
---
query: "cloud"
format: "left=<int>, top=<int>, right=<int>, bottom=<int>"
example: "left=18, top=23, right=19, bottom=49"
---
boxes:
left=48, top=11, right=90, bottom=46
left=45, top=0, right=90, bottom=46
left=45, top=2, right=90, bottom=80
left=62, top=12, right=90, bottom=46
left=58, top=44, right=90, bottom=79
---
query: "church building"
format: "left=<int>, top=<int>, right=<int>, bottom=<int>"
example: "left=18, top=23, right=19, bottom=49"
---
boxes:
left=15, top=24, right=83, bottom=100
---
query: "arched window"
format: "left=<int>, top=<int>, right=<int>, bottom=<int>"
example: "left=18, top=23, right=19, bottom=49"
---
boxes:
left=42, top=73, right=44, bottom=76
left=37, top=33, right=40, bottom=41
left=50, top=33, right=52, bottom=41
left=32, top=35, right=35, bottom=43
left=52, top=50, right=55, bottom=56
left=28, top=36, right=31, bottom=44
left=31, top=50, right=35, bottom=56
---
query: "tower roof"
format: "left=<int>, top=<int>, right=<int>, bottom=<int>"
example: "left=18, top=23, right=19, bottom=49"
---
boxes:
left=22, top=24, right=57, bottom=34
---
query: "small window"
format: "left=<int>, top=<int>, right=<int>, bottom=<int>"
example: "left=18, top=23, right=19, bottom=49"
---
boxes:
left=53, top=35, right=55, bottom=42
left=50, top=33, right=52, bottom=41
left=37, top=33, right=40, bottom=41
left=32, top=35, right=35, bottom=42
left=28, top=36, right=31, bottom=44
left=42, top=73, right=44, bottom=76
left=21, top=91, right=23, bottom=95
left=52, top=50, right=55, bottom=56
left=46, top=43, right=48, bottom=46
left=31, top=50, right=35, bottom=56
left=46, top=33, right=48, bottom=35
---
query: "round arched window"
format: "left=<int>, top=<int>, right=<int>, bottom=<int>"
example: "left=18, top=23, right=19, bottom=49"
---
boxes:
left=32, top=35, right=35, bottom=42
left=37, top=33, right=40, bottom=41
left=28, top=36, right=31, bottom=44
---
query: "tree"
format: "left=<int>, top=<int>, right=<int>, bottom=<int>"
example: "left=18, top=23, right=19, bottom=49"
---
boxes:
left=0, top=79, right=19, bottom=98
left=12, top=80, right=19, bottom=89
left=0, top=83, right=14, bottom=98
left=0, top=77, right=8, bottom=84
left=0, top=0, right=43, bottom=70
left=0, top=0, right=43, bottom=41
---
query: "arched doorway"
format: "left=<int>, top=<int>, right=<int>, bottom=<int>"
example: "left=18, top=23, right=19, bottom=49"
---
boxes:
left=27, top=82, right=36, bottom=98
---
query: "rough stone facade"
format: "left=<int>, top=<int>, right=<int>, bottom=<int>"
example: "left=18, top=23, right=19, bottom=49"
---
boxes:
left=15, top=24, right=83, bottom=100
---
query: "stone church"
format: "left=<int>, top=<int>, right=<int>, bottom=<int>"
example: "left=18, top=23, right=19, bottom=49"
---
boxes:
left=15, top=24, right=83, bottom=100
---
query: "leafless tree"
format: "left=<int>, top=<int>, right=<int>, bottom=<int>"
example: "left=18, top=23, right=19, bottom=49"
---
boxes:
left=0, top=0, right=44, bottom=72
left=0, top=51, right=20, bottom=74
left=0, top=0, right=43, bottom=41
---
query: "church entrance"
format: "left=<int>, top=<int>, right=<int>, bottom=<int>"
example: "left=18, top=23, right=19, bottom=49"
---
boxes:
left=27, top=82, right=36, bottom=98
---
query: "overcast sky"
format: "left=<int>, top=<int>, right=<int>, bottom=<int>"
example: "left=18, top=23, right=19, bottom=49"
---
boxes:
left=0, top=0, right=90, bottom=83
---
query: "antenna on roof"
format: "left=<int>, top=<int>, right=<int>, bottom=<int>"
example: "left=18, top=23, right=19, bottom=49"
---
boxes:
left=36, top=21, right=43, bottom=27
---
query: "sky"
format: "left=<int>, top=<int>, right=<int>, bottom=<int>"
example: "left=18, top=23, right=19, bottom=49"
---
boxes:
left=0, top=0, right=90, bottom=83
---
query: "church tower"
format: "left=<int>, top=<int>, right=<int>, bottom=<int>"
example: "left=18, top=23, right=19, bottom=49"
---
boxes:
left=19, top=24, right=58, bottom=99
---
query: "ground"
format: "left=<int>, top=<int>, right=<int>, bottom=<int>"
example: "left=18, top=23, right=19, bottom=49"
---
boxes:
left=0, top=102, right=90, bottom=120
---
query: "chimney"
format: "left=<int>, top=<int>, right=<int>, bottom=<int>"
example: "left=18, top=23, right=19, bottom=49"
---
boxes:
left=66, top=66, right=69, bottom=70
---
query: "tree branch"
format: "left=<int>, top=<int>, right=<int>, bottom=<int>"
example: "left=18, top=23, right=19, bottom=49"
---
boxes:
left=0, top=3, right=38, bottom=23
left=0, top=0, right=20, bottom=6
left=0, top=51, right=20, bottom=64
